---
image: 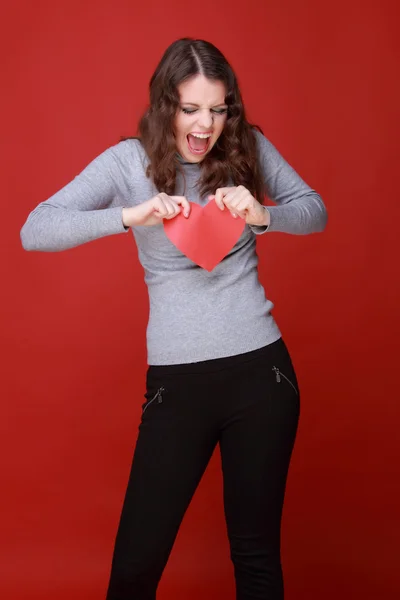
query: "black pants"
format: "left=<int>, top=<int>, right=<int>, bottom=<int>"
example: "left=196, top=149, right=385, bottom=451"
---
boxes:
left=106, top=338, right=300, bottom=600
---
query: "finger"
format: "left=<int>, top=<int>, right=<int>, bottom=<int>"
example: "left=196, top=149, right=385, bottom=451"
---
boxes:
left=153, top=195, right=172, bottom=218
left=170, top=195, right=191, bottom=218
left=164, top=201, right=181, bottom=220
left=237, top=190, right=257, bottom=217
left=213, top=188, right=228, bottom=211
left=217, top=187, right=234, bottom=195
left=235, top=195, right=252, bottom=214
left=227, top=201, right=245, bottom=219
left=160, top=194, right=181, bottom=218
left=223, top=189, right=240, bottom=209
left=219, top=189, right=243, bottom=218
left=226, top=187, right=251, bottom=215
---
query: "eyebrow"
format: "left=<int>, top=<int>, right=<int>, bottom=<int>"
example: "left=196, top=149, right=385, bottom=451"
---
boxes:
left=181, top=102, right=228, bottom=108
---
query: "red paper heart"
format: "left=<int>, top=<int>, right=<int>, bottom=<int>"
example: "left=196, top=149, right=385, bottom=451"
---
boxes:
left=163, top=200, right=245, bottom=271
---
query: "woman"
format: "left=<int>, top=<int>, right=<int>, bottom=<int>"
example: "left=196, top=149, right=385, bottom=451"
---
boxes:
left=21, top=38, right=327, bottom=599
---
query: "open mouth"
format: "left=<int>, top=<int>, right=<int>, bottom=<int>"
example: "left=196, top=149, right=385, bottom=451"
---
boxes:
left=187, top=133, right=212, bottom=155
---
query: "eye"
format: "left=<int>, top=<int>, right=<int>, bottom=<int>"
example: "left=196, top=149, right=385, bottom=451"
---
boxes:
left=181, top=108, right=197, bottom=114
left=181, top=107, right=228, bottom=115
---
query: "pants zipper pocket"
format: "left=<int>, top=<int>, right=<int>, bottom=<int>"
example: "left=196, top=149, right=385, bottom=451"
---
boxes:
left=143, top=386, right=165, bottom=413
left=272, top=366, right=298, bottom=395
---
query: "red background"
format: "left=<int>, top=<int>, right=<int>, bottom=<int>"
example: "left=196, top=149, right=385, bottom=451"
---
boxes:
left=2, top=1, right=399, bottom=598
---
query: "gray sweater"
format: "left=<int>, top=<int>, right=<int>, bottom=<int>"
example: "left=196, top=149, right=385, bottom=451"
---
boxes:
left=20, top=130, right=327, bottom=365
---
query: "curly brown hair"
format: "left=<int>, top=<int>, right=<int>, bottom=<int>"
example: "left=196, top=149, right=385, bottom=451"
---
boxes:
left=121, top=38, right=266, bottom=202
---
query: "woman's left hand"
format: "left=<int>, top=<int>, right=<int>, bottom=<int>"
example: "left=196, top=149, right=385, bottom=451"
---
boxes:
left=209, top=186, right=270, bottom=227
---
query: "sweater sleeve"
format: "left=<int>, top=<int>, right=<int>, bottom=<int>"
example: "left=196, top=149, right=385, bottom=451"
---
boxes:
left=249, top=130, right=327, bottom=235
left=20, top=141, right=134, bottom=252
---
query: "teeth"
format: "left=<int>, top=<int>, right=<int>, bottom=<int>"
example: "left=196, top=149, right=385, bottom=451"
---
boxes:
left=190, top=133, right=212, bottom=139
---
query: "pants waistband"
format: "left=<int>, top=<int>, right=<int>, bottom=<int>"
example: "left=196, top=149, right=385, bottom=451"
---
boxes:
left=147, top=337, right=284, bottom=377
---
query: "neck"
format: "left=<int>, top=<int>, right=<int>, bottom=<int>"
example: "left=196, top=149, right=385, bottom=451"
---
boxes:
left=176, top=152, right=201, bottom=166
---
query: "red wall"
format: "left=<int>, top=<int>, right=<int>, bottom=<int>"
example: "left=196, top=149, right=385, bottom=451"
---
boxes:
left=2, top=1, right=399, bottom=598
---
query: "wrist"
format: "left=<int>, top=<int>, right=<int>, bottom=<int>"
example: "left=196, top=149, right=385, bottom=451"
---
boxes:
left=122, top=207, right=129, bottom=228
left=122, top=206, right=138, bottom=228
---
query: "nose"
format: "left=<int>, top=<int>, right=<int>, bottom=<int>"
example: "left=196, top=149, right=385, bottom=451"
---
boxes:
left=197, top=109, right=213, bottom=129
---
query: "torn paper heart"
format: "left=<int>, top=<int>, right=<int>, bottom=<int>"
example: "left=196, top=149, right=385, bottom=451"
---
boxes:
left=163, top=200, right=245, bottom=271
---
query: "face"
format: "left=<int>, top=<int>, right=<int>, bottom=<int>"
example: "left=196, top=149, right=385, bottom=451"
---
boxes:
left=174, top=74, right=228, bottom=163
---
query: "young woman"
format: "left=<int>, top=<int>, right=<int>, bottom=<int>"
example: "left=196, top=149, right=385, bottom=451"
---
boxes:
left=21, top=38, right=327, bottom=599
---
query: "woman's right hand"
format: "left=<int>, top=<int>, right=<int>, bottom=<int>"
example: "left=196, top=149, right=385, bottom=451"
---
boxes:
left=122, top=193, right=191, bottom=228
